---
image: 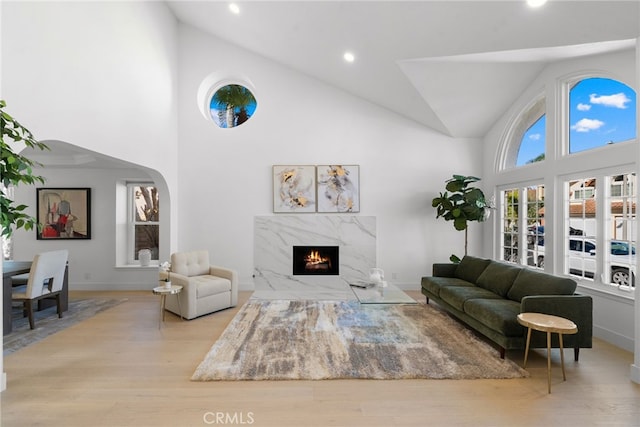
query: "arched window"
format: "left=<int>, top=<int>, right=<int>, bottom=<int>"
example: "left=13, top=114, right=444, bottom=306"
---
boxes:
left=517, top=114, right=546, bottom=166
left=569, top=77, right=636, bottom=154
left=501, top=96, right=545, bottom=169
left=497, top=73, right=637, bottom=296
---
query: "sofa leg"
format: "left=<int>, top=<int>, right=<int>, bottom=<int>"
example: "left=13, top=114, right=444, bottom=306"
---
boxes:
left=574, top=347, right=579, bottom=362
left=500, top=347, right=505, bottom=359
left=425, top=297, right=430, bottom=304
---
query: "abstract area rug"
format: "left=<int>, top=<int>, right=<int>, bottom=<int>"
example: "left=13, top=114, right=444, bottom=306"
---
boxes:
left=4, top=297, right=125, bottom=356
left=191, top=300, right=528, bottom=381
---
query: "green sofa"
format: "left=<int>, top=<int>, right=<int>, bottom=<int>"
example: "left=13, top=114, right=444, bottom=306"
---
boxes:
left=421, top=255, right=593, bottom=359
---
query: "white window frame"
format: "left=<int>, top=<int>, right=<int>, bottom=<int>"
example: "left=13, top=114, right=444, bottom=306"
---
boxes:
left=498, top=181, right=544, bottom=269
left=560, top=167, right=636, bottom=297
left=127, top=183, right=159, bottom=265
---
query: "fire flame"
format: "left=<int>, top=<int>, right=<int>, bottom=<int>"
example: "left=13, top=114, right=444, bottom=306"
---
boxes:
left=305, top=250, right=331, bottom=266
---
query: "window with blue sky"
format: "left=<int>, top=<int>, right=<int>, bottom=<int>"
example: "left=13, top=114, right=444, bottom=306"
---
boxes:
left=500, top=69, right=637, bottom=298
left=516, top=115, right=546, bottom=166
left=569, top=77, right=636, bottom=153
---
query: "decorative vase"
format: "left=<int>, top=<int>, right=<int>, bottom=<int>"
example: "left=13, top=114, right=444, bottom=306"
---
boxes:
left=369, top=268, right=384, bottom=285
left=139, top=249, right=151, bottom=266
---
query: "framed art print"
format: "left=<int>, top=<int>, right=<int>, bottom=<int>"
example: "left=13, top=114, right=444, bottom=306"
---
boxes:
left=273, top=165, right=316, bottom=213
left=36, top=188, right=91, bottom=239
left=316, top=165, right=360, bottom=213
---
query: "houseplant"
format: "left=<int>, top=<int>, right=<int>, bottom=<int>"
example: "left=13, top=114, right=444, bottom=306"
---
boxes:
left=1, top=100, right=50, bottom=237
left=432, top=174, right=491, bottom=262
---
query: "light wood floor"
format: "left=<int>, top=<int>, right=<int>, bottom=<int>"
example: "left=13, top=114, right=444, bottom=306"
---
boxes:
left=1, top=290, right=639, bottom=426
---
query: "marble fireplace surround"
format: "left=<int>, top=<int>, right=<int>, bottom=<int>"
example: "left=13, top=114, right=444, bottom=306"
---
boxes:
left=253, top=216, right=376, bottom=300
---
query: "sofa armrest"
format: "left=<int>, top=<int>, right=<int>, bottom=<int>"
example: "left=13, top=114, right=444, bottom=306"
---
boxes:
left=433, top=263, right=457, bottom=278
left=521, top=294, right=593, bottom=347
left=209, top=265, right=239, bottom=306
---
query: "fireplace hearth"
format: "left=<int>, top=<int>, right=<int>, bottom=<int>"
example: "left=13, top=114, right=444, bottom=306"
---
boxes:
left=293, top=246, right=339, bottom=275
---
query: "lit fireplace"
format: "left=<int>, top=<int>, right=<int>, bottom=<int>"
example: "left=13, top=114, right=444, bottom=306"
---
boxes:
left=292, top=246, right=339, bottom=275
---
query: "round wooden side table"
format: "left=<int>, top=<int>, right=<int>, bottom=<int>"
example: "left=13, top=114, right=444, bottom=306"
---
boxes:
left=517, top=312, right=578, bottom=394
left=152, top=284, right=183, bottom=328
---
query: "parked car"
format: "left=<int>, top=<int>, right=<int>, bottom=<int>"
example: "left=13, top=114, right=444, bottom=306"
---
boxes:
left=528, top=227, right=635, bottom=287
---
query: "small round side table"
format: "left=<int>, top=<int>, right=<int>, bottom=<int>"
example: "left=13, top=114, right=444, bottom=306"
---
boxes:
left=152, top=284, right=183, bottom=328
left=517, top=312, right=578, bottom=394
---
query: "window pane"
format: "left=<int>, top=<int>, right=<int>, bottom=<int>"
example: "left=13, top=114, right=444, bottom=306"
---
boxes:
left=502, top=189, right=519, bottom=263
left=566, top=178, right=597, bottom=281
left=133, top=186, right=159, bottom=222
left=525, top=185, right=545, bottom=269
left=606, top=173, right=636, bottom=290
left=516, top=115, right=546, bottom=166
left=569, top=77, right=636, bottom=154
left=210, top=84, right=257, bottom=128
left=134, top=225, right=159, bottom=260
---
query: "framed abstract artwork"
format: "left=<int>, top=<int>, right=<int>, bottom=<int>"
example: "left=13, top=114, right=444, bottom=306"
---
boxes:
left=316, top=165, right=360, bottom=213
left=36, top=188, right=91, bottom=240
left=273, top=165, right=316, bottom=213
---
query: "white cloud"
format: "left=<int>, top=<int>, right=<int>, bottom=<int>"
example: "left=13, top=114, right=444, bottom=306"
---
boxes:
left=528, top=133, right=541, bottom=140
left=577, top=103, right=591, bottom=111
left=589, top=92, right=631, bottom=109
left=571, top=118, right=605, bottom=132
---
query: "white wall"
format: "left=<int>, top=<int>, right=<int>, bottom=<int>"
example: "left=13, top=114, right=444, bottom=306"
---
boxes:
left=176, top=24, right=483, bottom=290
left=2, top=1, right=178, bottom=161
left=2, top=2, right=482, bottom=293
left=1, top=1, right=180, bottom=260
left=482, top=49, right=638, bottom=351
left=11, top=167, right=162, bottom=290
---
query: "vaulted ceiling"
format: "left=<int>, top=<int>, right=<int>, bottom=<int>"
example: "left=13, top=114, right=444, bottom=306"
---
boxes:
left=167, top=0, right=639, bottom=138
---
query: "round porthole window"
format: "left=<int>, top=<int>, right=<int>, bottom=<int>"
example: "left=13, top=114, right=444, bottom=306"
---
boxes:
left=209, top=84, right=257, bottom=128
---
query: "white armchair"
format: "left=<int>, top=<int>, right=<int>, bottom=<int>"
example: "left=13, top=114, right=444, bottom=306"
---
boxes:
left=163, top=250, right=238, bottom=320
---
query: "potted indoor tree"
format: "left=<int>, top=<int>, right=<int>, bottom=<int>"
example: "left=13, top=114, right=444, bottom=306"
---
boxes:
left=432, top=174, right=491, bottom=262
left=1, top=100, right=50, bottom=238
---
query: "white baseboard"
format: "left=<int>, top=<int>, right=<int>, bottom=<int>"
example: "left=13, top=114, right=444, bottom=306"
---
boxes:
left=593, top=325, right=634, bottom=352
left=631, top=364, right=640, bottom=384
left=69, top=282, right=257, bottom=292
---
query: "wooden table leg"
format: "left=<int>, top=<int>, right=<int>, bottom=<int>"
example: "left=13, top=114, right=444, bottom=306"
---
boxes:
left=176, top=294, right=183, bottom=320
left=559, top=333, right=566, bottom=381
left=547, top=331, right=552, bottom=394
left=523, top=327, right=532, bottom=368
left=159, top=294, right=166, bottom=329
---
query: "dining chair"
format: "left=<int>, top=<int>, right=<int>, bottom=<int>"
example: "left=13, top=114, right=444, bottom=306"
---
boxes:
left=11, top=250, right=69, bottom=329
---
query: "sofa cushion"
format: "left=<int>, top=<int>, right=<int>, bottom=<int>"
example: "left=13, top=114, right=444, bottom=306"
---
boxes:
left=507, top=268, right=577, bottom=302
left=194, top=276, right=231, bottom=298
left=439, top=286, right=502, bottom=312
left=475, top=261, right=522, bottom=297
left=464, top=299, right=524, bottom=337
left=421, top=276, right=475, bottom=297
left=454, top=256, right=491, bottom=283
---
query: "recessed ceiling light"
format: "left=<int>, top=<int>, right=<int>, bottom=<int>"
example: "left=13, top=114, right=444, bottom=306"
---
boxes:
left=343, top=52, right=355, bottom=63
left=527, top=0, right=548, bottom=7
left=229, top=3, right=240, bottom=15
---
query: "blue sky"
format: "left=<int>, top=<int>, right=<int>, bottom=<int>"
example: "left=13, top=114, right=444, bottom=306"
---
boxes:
left=517, top=77, right=637, bottom=165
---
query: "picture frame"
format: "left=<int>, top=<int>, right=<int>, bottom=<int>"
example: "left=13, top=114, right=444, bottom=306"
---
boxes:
left=273, top=165, right=316, bottom=213
left=36, top=188, right=91, bottom=240
left=316, top=165, right=360, bottom=213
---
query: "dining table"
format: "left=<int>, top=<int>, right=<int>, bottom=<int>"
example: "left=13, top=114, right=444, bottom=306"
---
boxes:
left=2, top=260, right=69, bottom=335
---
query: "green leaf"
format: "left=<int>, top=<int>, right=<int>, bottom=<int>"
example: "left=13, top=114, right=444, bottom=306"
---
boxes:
left=453, top=217, right=467, bottom=231
left=0, top=99, right=49, bottom=237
